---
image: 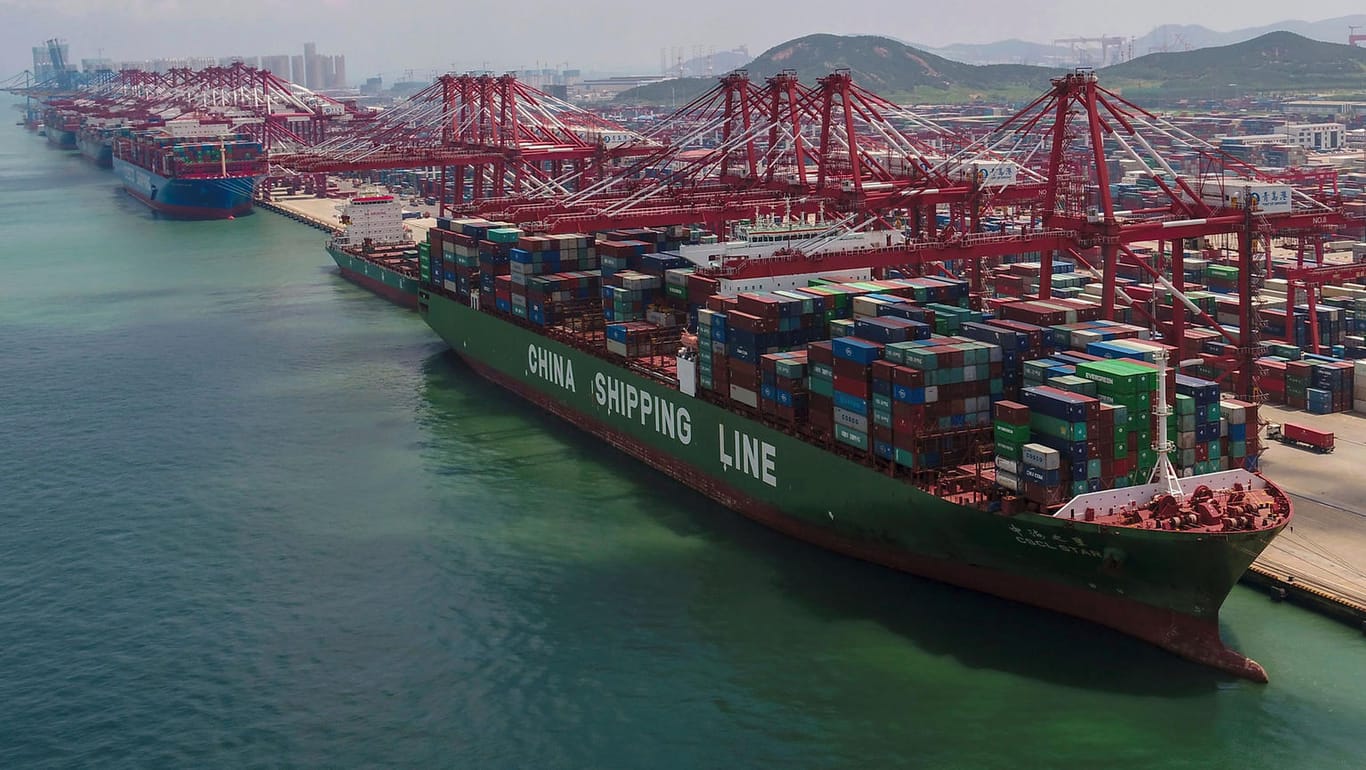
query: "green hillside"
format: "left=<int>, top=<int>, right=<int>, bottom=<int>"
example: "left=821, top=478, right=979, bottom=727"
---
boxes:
left=615, top=34, right=1060, bottom=105
left=1101, top=31, right=1366, bottom=97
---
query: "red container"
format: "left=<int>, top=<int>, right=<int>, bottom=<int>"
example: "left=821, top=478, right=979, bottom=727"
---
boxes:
left=1281, top=422, right=1334, bottom=451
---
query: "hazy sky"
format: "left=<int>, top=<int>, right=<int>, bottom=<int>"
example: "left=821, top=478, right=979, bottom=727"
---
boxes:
left=4, top=0, right=1363, bottom=81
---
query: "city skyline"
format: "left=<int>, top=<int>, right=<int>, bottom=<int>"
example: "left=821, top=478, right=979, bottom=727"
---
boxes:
left=34, top=41, right=349, bottom=90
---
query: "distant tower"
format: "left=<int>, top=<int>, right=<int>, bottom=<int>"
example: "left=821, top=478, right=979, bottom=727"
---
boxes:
left=304, top=41, right=319, bottom=89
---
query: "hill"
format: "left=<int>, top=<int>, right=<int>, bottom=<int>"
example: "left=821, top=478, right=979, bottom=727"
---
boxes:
left=615, top=34, right=1059, bottom=105
left=1101, top=31, right=1366, bottom=97
left=1132, top=15, right=1366, bottom=55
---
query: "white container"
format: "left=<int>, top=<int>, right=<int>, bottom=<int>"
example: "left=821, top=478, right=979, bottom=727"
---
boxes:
left=996, top=470, right=1021, bottom=492
left=1021, top=443, right=1061, bottom=470
left=833, top=407, right=869, bottom=433
left=729, top=385, right=758, bottom=408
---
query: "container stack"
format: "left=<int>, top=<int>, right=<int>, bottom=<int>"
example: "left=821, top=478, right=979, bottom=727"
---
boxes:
left=1220, top=399, right=1258, bottom=471
left=759, top=352, right=809, bottom=424
left=1284, top=360, right=1312, bottom=410
left=1174, top=375, right=1223, bottom=474
left=597, top=240, right=651, bottom=275
left=605, top=321, right=663, bottom=359
left=601, top=270, right=660, bottom=322
left=868, top=336, right=998, bottom=469
left=992, top=400, right=1031, bottom=493
left=1020, top=386, right=1105, bottom=497
left=1075, top=359, right=1159, bottom=485
left=806, top=341, right=836, bottom=436
left=1308, top=359, right=1354, bottom=414
left=526, top=272, right=600, bottom=327
left=696, top=308, right=727, bottom=393
left=830, top=337, right=883, bottom=451
left=1204, top=264, right=1239, bottom=293
left=418, top=241, right=431, bottom=284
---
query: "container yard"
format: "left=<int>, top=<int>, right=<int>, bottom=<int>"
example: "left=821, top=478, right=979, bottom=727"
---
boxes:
left=11, top=51, right=1366, bottom=675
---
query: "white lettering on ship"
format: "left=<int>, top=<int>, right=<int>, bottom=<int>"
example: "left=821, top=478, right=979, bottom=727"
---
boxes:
left=718, top=424, right=777, bottom=488
left=592, top=372, right=693, bottom=445
left=527, top=344, right=576, bottom=393
left=1009, top=525, right=1103, bottom=558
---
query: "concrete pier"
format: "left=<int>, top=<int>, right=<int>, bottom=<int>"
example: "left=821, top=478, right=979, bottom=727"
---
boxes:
left=1248, top=405, right=1366, bottom=629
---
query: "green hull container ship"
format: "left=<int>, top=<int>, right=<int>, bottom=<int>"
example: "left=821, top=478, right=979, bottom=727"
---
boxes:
left=325, top=194, right=421, bottom=309
left=420, top=283, right=1292, bottom=682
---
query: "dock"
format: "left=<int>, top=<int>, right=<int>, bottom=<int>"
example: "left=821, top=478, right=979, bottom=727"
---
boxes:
left=1247, top=404, right=1366, bottom=631
left=256, top=186, right=439, bottom=240
left=255, top=194, right=342, bottom=235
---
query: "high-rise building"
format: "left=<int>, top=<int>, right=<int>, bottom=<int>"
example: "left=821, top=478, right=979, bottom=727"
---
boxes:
left=333, top=55, right=346, bottom=89
left=261, top=55, right=291, bottom=79
left=290, top=55, right=305, bottom=85
left=320, top=55, right=336, bottom=90
left=303, top=42, right=320, bottom=89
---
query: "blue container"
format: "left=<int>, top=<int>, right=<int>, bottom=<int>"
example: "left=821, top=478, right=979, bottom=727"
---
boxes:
left=833, top=391, right=869, bottom=415
left=834, top=337, right=883, bottom=364
left=1229, top=423, right=1247, bottom=442
left=1022, top=386, right=1090, bottom=422
left=1022, top=464, right=1061, bottom=486
left=893, top=385, right=925, bottom=404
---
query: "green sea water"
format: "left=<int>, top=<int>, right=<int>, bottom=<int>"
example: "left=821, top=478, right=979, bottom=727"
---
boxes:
left=2, top=100, right=1364, bottom=769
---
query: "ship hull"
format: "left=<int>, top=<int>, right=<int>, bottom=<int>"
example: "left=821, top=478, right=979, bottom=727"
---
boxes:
left=45, top=127, right=77, bottom=149
left=326, top=245, right=420, bottom=309
left=77, top=134, right=113, bottom=168
left=113, top=157, right=256, bottom=219
left=421, top=289, right=1287, bottom=681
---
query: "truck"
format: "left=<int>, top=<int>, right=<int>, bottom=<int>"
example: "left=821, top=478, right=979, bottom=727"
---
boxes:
left=1267, top=422, right=1335, bottom=453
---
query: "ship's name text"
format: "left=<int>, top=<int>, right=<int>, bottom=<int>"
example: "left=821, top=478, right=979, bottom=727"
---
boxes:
left=528, top=344, right=577, bottom=392
left=718, top=424, right=777, bottom=488
left=592, top=372, right=693, bottom=445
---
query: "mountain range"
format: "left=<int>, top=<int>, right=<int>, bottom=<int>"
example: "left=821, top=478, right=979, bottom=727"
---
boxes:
left=912, top=15, right=1366, bottom=65
left=615, top=29, right=1366, bottom=105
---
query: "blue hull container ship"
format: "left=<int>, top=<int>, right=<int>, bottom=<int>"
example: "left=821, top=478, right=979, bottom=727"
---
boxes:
left=112, top=123, right=265, bottom=219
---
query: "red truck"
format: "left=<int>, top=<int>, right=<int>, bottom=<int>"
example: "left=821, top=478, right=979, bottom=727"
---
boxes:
left=1268, top=422, right=1335, bottom=453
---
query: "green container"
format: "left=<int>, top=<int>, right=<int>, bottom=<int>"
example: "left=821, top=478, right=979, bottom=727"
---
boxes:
left=873, top=410, right=892, bottom=429
left=872, top=393, right=893, bottom=412
left=994, top=440, right=1023, bottom=461
left=835, top=425, right=869, bottom=451
left=809, top=377, right=834, bottom=398
left=994, top=421, right=1030, bottom=444
left=811, top=363, right=834, bottom=380
left=1175, top=394, right=1194, bottom=415
left=776, top=360, right=806, bottom=379
left=894, top=447, right=918, bottom=469
left=1030, top=413, right=1087, bottom=441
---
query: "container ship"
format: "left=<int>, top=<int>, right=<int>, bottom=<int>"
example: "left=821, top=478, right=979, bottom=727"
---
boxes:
left=76, top=121, right=128, bottom=168
left=112, top=124, right=265, bottom=219
left=325, top=194, right=422, bottom=308
left=417, top=219, right=1292, bottom=681
left=42, top=106, right=78, bottom=149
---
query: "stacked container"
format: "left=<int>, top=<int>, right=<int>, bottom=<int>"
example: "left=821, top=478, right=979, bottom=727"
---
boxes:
left=1075, top=359, right=1159, bottom=486
left=1174, top=375, right=1222, bottom=473
left=759, top=352, right=809, bottom=424
left=830, top=337, right=883, bottom=451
